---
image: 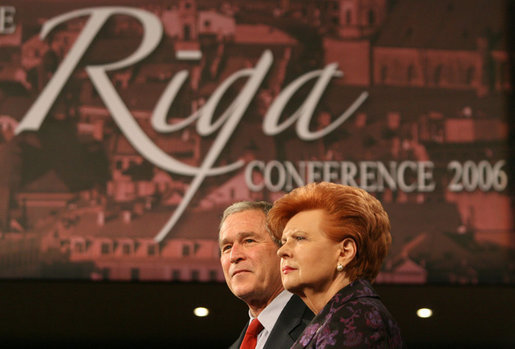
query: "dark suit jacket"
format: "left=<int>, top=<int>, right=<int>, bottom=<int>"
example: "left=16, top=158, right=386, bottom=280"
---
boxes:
left=229, top=295, right=314, bottom=349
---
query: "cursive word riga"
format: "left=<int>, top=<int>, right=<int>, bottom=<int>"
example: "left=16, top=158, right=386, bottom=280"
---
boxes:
left=15, top=7, right=368, bottom=242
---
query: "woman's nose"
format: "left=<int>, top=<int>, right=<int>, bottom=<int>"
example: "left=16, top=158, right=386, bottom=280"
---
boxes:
left=277, top=241, right=289, bottom=257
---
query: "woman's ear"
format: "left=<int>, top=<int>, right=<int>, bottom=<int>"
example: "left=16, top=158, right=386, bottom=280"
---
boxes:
left=339, top=238, right=357, bottom=267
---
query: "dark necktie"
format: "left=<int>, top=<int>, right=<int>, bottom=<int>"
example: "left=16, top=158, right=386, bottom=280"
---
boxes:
left=240, top=318, right=264, bottom=349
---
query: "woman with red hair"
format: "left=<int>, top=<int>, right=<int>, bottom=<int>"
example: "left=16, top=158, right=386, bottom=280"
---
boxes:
left=268, top=182, right=403, bottom=348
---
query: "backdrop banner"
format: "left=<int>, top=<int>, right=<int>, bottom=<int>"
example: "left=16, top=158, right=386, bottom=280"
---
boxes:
left=0, top=0, right=512, bottom=283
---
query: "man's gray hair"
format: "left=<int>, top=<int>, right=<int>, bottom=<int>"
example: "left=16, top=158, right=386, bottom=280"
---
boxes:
left=219, top=201, right=272, bottom=230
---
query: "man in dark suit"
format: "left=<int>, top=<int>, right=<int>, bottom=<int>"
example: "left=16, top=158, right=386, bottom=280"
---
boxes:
left=219, top=201, right=313, bottom=349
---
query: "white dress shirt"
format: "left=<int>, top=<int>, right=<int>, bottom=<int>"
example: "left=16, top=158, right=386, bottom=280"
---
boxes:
left=247, top=290, right=293, bottom=349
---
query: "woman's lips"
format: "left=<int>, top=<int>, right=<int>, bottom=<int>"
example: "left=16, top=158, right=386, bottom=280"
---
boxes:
left=282, top=266, right=296, bottom=274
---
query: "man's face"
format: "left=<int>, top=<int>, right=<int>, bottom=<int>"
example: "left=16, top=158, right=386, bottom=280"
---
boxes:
left=219, top=210, right=283, bottom=306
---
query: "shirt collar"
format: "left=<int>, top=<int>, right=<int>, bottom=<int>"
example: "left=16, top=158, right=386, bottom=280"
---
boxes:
left=248, top=290, right=293, bottom=333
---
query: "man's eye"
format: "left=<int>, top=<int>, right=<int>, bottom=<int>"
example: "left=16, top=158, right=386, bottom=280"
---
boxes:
left=243, top=239, right=255, bottom=244
left=222, top=245, right=232, bottom=252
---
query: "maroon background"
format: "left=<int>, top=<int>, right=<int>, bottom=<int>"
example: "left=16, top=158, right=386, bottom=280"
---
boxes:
left=0, top=0, right=514, bottom=347
left=0, top=0, right=513, bottom=285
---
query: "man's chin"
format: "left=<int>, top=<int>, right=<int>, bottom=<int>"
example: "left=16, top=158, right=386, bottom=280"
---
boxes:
left=231, top=284, right=255, bottom=300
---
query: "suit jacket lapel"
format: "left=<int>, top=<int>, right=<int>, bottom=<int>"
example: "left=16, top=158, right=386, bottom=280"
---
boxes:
left=230, top=295, right=313, bottom=349
left=263, top=295, right=313, bottom=349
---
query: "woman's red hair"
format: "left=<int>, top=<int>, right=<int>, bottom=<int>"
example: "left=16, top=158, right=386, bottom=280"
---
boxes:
left=268, top=182, right=391, bottom=282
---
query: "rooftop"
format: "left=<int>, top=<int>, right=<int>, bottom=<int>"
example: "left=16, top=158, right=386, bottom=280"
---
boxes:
left=234, top=24, right=296, bottom=45
left=376, top=0, right=506, bottom=51
left=60, top=205, right=223, bottom=240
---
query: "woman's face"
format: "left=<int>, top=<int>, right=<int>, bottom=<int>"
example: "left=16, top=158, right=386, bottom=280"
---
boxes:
left=277, top=209, right=342, bottom=296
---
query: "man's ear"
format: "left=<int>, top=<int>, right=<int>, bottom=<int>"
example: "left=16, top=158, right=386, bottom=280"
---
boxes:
left=338, top=238, right=357, bottom=267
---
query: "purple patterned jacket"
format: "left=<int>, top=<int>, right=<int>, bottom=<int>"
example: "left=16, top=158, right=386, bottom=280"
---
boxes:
left=291, top=279, right=404, bottom=349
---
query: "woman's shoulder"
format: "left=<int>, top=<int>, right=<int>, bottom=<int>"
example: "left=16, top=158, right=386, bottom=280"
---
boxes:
left=315, top=281, right=404, bottom=348
left=292, top=281, right=404, bottom=348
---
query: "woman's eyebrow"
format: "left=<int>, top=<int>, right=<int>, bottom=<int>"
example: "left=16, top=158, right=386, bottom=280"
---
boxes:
left=282, top=228, right=306, bottom=236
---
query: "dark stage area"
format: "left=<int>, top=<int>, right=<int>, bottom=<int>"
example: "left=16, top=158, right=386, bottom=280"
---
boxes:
left=0, top=281, right=513, bottom=348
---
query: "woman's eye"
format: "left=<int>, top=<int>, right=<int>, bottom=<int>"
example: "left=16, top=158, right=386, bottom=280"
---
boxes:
left=295, top=236, right=305, bottom=241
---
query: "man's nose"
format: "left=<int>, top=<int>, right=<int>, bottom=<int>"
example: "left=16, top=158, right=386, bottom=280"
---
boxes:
left=230, top=243, right=245, bottom=263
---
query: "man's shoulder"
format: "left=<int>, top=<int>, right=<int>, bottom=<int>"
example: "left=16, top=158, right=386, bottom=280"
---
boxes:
left=265, top=295, right=314, bottom=349
left=229, top=295, right=314, bottom=349
left=281, top=294, right=312, bottom=318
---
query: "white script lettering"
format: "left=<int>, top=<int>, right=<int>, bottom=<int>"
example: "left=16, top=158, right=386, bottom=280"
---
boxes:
left=15, top=7, right=367, bottom=242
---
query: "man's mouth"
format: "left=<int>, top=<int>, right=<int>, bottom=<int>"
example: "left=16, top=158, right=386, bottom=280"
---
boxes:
left=232, top=269, right=250, bottom=277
